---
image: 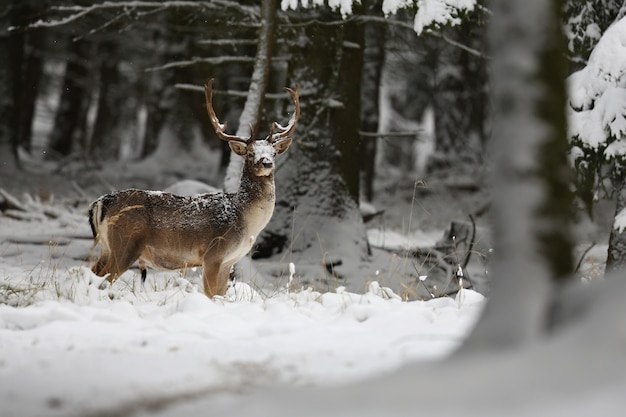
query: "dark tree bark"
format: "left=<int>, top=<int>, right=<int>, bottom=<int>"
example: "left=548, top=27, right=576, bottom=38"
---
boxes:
left=90, top=42, right=125, bottom=160
left=18, top=27, right=44, bottom=154
left=331, top=7, right=365, bottom=203
left=142, top=71, right=172, bottom=159
left=360, top=7, right=386, bottom=202
left=0, top=1, right=25, bottom=168
left=48, top=38, right=93, bottom=159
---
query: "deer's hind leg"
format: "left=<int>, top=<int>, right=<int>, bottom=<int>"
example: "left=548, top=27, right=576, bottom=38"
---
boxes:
left=202, top=261, right=231, bottom=298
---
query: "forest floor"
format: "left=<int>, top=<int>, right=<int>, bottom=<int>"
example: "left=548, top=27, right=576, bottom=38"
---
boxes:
left=0, top=151, right=612, bottom=292
left=1, top=152, right=496, bottom=296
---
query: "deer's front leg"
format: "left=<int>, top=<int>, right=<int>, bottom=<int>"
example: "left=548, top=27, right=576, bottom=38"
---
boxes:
left=202, top=262, right=231, bottom=298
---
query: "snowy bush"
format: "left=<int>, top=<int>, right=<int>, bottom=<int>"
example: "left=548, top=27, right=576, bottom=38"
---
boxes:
left=568, top=15, right=626, bottom=201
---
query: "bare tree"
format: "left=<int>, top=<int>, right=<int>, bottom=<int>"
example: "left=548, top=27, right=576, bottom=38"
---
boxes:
left=331, top=4, right=365, bottom=203
left=360, top=3, right=386, bottom=202
left=0, top=1, right=26, bottom=169
left=224, top=0, right=279, bottom=192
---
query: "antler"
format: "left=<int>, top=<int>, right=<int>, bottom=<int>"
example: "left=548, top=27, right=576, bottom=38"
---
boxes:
left=269, top=85, right=300, bottom=143
left=204, top=79, right=250, bottom=143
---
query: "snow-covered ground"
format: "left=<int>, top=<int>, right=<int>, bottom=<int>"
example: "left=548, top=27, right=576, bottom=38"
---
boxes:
left=0, top=201, right=484, bottom=417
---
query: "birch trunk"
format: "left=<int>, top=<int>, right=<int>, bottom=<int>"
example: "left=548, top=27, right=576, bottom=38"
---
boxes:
left=223, top=0, right=277, bottom=193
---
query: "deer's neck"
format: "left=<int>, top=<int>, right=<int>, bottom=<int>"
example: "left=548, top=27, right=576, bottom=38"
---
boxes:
left=235, top=166, right=276, bottom=234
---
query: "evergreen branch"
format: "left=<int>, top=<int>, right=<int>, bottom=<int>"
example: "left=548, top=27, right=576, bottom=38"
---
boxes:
left=359, top=15, right=487, bottom=59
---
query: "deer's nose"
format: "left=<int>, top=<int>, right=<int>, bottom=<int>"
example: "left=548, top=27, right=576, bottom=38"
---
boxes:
left=262, top=161, right=273, bottom=169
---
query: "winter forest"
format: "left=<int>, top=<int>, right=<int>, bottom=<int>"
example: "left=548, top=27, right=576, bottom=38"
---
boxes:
left=2, top=0, right=626, bottom=415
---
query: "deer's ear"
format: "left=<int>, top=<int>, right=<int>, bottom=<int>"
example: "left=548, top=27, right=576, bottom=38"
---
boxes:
left=273, top=138, right=292, bottom=154
left=228, top=141, right=247, bottom=156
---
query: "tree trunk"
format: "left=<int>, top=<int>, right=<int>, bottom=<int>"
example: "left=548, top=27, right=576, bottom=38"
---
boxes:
left=360, top=9, right=386, bottom=202
left=18, top=27, right=44, bottom=154
left=331, top=8, right=365, bottom=203
left=224, top=0, right=278, bottom=193
left=90, top=42, right=124, bottom=160
left=256, top=20, right=370, bottom=291
left=460, top=0, right=573, bottom=352
left=0, top=1, right=24, bottom=169
left=48, top=38, right=93, bottom=159
left=605, top=179, right=626, bottom=274
left=141, top=70, right=171, bottom=159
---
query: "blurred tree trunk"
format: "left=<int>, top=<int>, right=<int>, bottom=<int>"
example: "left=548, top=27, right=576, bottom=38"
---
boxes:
left=141, top=71, right=171, bottom=159
left=605, top=178, right=626, bottom=274
left=0, top=1, right=25, bottom=168
left=360, top=6, right=386, bottom=202
left=18, top=27, right=45, bottom=154
left=140, top=16, right=174, bottom=159
left=48, top=38, right=93, bottom=159
left=331, top=5, right=365, bottom=203
left=433, top=15, right=488, bottom=163
left=90, top=42, right=125, bottom=160
left=459, top=0, right=573, bottom=352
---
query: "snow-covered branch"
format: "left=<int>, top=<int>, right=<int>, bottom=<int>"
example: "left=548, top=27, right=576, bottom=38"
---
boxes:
left=145, top=55, right=291, bottom=72
left=196, top=39, right=258, bottom=46
left=9, top=1, right=258, bottom=31
left=282, top=0, right=480, bottom=35
left=359, top=15, right=486, bottom=58
left=568, top=16, right=626, bottom=155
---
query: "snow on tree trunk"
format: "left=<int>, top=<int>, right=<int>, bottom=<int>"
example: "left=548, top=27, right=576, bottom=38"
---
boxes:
left=224, top=0, right=277, bottom=193
left=606, top=179, right=626, bottom=273
left=460, top=0, right=574, bottom=351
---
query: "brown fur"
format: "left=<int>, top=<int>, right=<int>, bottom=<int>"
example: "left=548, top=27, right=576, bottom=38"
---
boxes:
left=89, top=81, right=298, bottom=298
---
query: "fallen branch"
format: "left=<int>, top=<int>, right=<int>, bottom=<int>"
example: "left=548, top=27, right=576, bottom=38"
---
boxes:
left=0, top=188, right=27, bottom=212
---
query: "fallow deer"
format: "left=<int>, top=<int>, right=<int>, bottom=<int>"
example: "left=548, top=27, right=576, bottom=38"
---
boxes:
left=88, top=79, right=299, bottom=297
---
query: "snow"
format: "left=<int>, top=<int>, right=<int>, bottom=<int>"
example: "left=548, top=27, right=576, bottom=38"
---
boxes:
left=412, top=0, right=476, bottom=34
left=613, top=207, right=626, bottom=232
left=0, top=203, right=484, bottom=417
left=282, top=0, right=476, bottom=34
left=281, top=0, right=353, bottom=17
left=568, top=16, right=626, bottom=153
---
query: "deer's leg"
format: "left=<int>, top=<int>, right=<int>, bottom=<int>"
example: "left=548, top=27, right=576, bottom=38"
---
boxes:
left=216, top=264, right=232, bottom=296
left=99, top=241, right=143, bottom=284
left=202, top=261, right=222, bottom=298
left=139, top=259, right=147, bottom=283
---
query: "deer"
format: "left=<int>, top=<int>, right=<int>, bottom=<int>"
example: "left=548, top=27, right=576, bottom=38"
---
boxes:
left=88, top=79, right=299, bottom=298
